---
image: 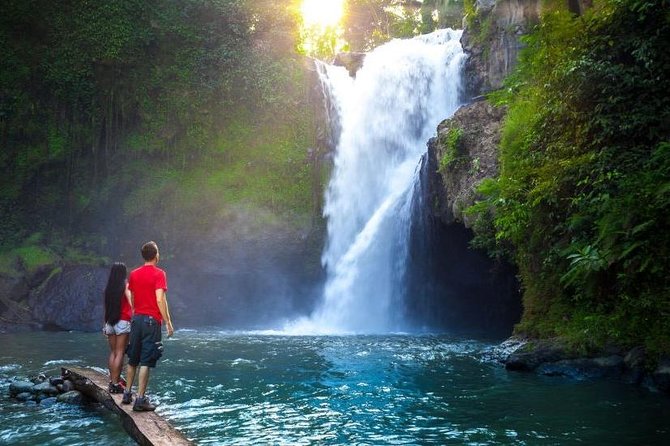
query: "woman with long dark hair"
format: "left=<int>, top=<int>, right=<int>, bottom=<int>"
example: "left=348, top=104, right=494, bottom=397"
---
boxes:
left=103, top=262, right=133, bottom=393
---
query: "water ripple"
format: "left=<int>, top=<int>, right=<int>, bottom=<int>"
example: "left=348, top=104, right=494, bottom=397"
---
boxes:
left=1, top=331, right=670, bottom=445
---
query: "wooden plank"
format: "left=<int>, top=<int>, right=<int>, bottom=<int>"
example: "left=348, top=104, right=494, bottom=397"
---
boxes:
left=62, top=366, right=194, bottom=446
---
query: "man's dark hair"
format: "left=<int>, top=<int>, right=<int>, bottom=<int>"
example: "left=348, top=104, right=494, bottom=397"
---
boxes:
left=141, top=241, right=159, bottom=261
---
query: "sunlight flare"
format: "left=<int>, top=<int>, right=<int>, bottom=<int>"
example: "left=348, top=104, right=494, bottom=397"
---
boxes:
left=301, top=0, right=345, bottom=29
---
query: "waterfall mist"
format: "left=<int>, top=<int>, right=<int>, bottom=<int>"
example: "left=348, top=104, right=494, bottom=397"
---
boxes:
left=287, top=29, right=466, bottom=334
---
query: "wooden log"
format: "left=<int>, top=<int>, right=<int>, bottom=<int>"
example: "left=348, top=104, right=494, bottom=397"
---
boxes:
left=62, top=366, right=193, bottom=446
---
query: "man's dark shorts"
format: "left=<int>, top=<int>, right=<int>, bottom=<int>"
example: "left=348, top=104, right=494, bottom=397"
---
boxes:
left=127, top=315, right=163, bottom=367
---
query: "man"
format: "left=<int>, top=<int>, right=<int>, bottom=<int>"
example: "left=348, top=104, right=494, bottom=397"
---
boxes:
left=122, top=241, right=175, bottom=411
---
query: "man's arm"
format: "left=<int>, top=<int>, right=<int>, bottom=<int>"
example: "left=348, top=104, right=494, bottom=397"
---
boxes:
left=156, top=288, right=174, bottom=337
left=126, top=284, right=134, bottom=313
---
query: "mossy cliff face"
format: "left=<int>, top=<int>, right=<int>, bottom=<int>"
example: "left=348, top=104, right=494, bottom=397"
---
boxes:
left=461, top=0, right=542, bottom=95
left=428, top=0, right=540, bottom=234
left=461, top=0, right=594, bottom=95
left=426, top=100, right=505, bottom=227
left=430, top=1, right=670, bottom=387
left=448, top=0, right=670, bottom=386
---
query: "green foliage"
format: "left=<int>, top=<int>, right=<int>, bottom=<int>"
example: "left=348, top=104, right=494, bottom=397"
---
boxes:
left=13, top=246, right=59, bottom=274
left=438, top=127, right=464, bottom=172
left=0, top=0, right=323, bottom=258
left=342, top=0, right=464, bottom=52
left=463, top=0, right=476, bottom=27
left=469, top=0, right=670, bottom=354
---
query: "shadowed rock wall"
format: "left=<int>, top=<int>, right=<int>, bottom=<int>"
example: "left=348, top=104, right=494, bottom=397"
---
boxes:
left=461, top=0, right=542, bottom=96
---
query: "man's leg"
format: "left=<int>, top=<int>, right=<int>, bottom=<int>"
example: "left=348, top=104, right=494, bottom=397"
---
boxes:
left=121, top=363, right=136, bottom=404
left=133, top=365, right=156, bottom=411
left=132, top=317, right=159, bottom=411
left=125, top=364, right=137, bottom=391
left=123, top=317, right=144, bottom=404
left=137, top=365, right=150, bottom=397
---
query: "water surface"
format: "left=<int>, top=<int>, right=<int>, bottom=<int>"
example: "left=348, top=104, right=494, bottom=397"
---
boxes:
left=1, top=331, right=668, bottom=445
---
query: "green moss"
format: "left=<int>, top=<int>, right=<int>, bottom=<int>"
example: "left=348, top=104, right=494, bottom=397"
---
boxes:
left=62, top=248, right=108, bottom=266
left=438, top=127, right=464, bottom=173
left=463, top=0, right=477, bottom=28
left=13, top=246, right=59, bottom=274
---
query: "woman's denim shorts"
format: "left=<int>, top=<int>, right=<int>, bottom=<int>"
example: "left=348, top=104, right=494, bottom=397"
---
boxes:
left=103, top=319, right=131, bottom=336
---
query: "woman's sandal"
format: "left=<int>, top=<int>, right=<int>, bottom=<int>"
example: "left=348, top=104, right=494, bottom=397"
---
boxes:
left=108, top=382, right=125, bottom=394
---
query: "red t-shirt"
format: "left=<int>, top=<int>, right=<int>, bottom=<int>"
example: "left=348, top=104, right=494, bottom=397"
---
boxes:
left=128, top=264, right=168, bottom=323
left=120, top=286, right=132, bottom=321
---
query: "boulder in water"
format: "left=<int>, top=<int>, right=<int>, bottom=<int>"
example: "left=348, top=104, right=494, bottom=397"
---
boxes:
left=9, top=380, right=34, bottom=396
left=49, top=377, right=64, bottom=386
left=33, top=381, right=59, bottom=396
left=32, top=373, right=47, bottom=384
left=61, top=379, right=75, bottom=393
left=57, top=390, right=84, bottom=405
left=623, top=346, right=647, bottom=384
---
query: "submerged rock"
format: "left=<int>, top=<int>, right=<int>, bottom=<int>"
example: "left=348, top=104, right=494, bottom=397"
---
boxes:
left=624, top=346, right=646, bottom=369
left=481, top=336, right=527, bottom=363
left=623, top=346, right=647, bottom=385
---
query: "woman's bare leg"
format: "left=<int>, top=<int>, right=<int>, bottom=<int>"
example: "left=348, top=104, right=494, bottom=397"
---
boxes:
left=111, top=333, right=128, bottom=383
left=107, top=334, right=117, bottom=382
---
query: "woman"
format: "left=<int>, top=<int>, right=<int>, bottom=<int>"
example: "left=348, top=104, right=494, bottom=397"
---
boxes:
left=103, top=262, right=133, bottom=393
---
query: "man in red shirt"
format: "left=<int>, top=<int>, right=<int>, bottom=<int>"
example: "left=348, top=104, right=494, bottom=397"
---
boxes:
left=122, top=241, right=175, bottom=411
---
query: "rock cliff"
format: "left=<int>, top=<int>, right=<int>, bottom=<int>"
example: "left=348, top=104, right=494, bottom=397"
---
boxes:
left=461, top=0, right=593, bottom=96
left=427, top=0, right=543, bottom=227
left=0, top=264, right=107, bottom=333
left=426, top=100, right=505, bottom=227
left=439, top=1, right=670, bottom=394
left=461, top=0, right=542, bottom=95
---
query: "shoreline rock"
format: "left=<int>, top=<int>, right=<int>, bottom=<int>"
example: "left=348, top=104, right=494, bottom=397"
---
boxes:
left=490, top=336, right=670, bottom=395
left=8, top=373, right=86, bottom=405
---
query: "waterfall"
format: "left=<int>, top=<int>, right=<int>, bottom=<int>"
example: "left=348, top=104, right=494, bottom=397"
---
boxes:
left=289, top=29, right=465, bottom=334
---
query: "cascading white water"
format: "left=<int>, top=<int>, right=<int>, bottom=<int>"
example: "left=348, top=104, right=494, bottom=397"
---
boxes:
left=290, top=29, right=464, bottom=334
